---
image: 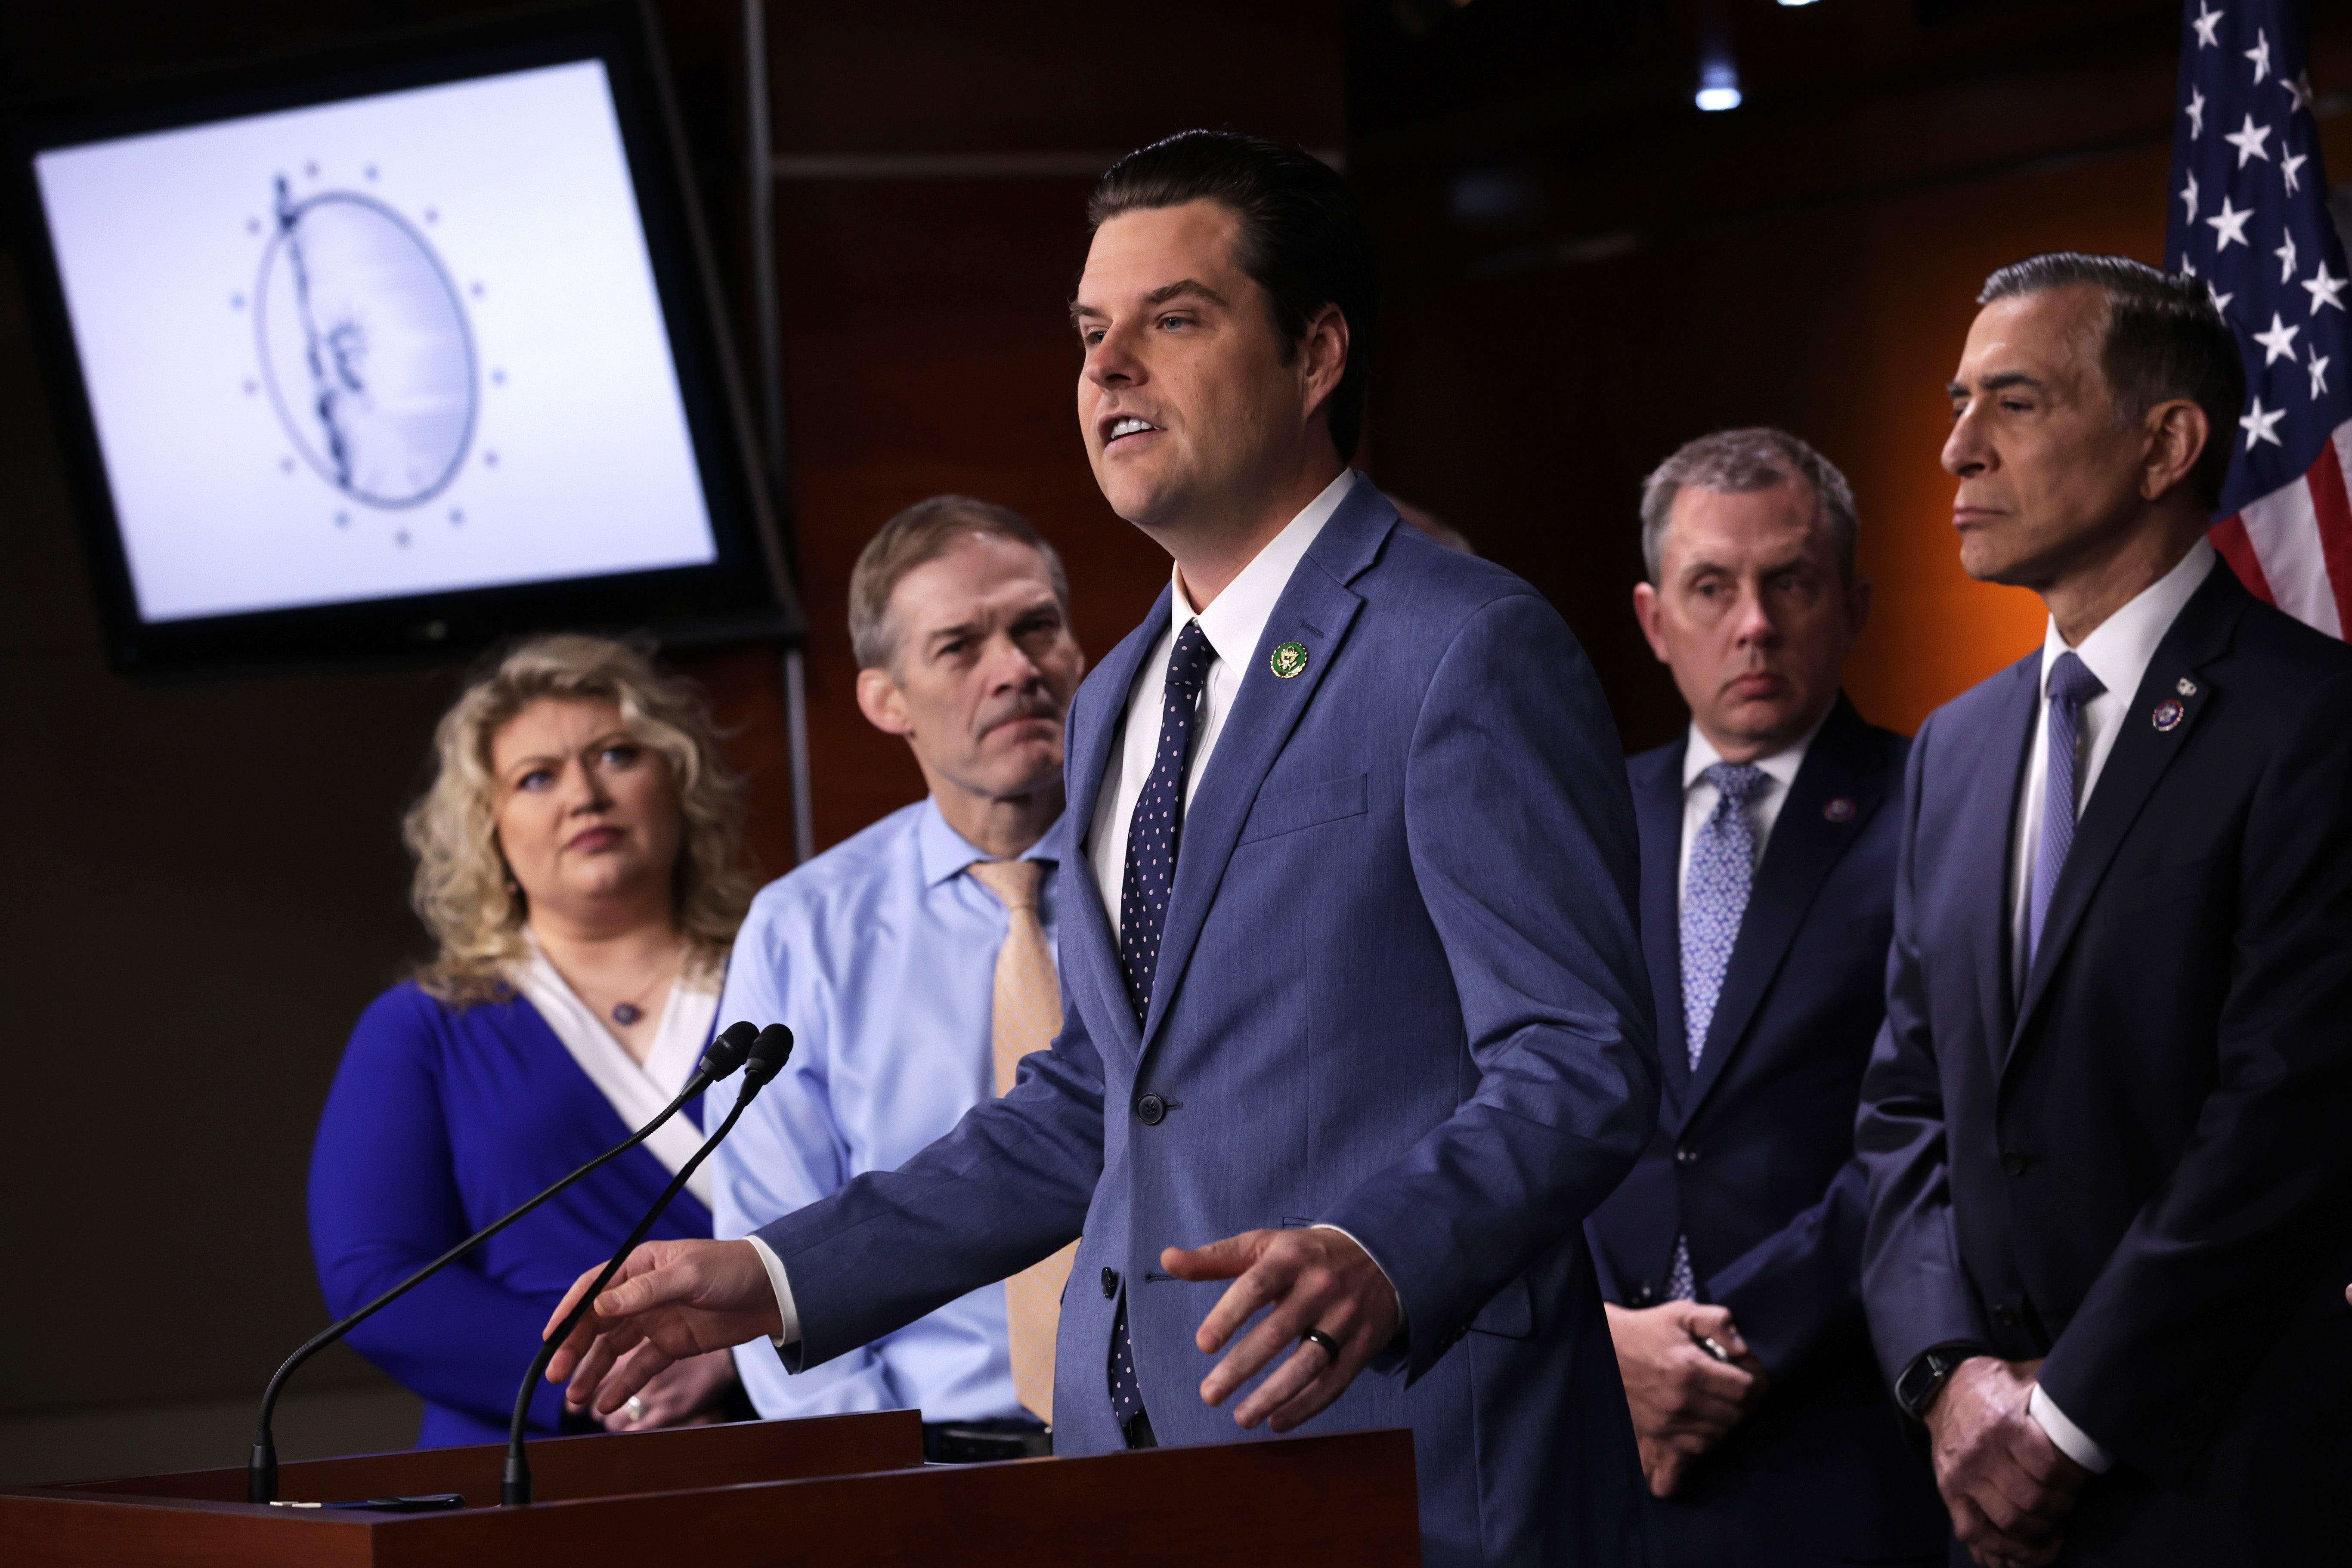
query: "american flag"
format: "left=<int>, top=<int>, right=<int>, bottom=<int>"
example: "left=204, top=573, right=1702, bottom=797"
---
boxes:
left=2168, top=0, right=2352, bottom=636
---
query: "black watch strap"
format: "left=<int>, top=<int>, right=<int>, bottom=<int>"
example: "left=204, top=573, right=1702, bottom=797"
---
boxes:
left=1894, top=1341, right=1987, bottom=1420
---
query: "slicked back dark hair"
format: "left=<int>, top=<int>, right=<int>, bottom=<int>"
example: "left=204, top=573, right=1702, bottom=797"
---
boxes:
left=1977, top=252, right=2245, bottom=510
left=1089, top=131, right=1377, bottom=461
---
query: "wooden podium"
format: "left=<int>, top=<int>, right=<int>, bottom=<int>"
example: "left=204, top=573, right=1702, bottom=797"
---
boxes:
left=0, top=1412, right=1422, bottom=1566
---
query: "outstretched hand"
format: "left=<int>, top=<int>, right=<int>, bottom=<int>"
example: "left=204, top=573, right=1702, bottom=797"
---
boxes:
left=1161, top=1227, right=1400, bottom=1435
left=542, top=1237, right=780, bottom=1419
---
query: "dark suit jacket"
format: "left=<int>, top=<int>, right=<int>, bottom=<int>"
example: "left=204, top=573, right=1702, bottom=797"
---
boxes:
left=1858, top=561, right=2352, bottom=1562
left=1588, top=695, right=1945, bottom=1565
left=755, top=481, right=1659, bottom=1567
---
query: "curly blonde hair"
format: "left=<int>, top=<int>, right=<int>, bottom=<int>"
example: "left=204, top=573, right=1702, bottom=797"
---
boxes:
left=405, top=634, right=755, bottom=1005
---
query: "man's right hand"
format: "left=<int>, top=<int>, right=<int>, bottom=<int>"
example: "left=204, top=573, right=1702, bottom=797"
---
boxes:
left=1604, top=1300, right=1768, bottom=1497
left=542, top=1238, right=781, bottom=1419
left=1922, top=1357, right=2087, bottom=1568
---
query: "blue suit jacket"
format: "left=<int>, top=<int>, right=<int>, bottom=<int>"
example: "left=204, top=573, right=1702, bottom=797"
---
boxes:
left=1858, top=564, right=2352, bottom=1559
left=1587, top=697, right=1944, bottom=1564
left=754, top=481, right=1660, bottom=1567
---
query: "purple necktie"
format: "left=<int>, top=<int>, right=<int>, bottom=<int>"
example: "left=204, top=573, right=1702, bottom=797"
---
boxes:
left=1107, top=619, right=1215, bottom=1433
left=2030, top=652, right=2104, bottom=965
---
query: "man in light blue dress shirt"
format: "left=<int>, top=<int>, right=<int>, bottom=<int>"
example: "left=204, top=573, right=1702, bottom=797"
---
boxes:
left=711, top=495, right=1085, bottom=1456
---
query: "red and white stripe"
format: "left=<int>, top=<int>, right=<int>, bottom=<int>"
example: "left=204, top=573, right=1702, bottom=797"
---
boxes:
left=2211, top=417, right=2352, bottom=638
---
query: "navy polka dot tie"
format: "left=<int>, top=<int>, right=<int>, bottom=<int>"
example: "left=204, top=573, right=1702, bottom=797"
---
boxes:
left=1107, top=618, right=1214, bottom=1435
left=1118, top=619, right=1215, bottom=1021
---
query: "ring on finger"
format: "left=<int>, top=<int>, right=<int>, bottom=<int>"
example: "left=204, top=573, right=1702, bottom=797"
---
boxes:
left=1300, top=1327, right=1341, bottom=1362
left=623, top=1395, right=648, bottom=1422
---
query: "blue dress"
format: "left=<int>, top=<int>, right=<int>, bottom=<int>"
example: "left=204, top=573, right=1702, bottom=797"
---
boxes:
left=307, top=982, right=714, bottom=1447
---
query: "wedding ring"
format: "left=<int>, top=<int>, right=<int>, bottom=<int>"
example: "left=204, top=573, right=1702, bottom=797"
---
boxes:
left=1300, top=1328, right=1341, bottom=1361
left=623, top=1395, right=648, bottom=1422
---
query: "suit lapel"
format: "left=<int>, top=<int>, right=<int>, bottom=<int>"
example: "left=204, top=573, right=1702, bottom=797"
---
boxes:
left=1058, top=588, right=1169, bottom=1068
left=1630, top=739, right=1692, bottom=1110
left=1680, top=698, right=1882, bottom=1127
left=1136, top=491, right=1386, bottom=1058
left=2005, top=569, right=2246, bottom=1071
left=1959, top=657, right=2040, bottom=1084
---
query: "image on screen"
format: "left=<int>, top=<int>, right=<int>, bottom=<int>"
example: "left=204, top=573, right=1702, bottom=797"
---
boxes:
left=33, top=59, right=719, bottom=625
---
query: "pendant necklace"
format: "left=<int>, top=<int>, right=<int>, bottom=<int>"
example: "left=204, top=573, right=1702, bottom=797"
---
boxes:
left=603, top=953, right=681, bottom=1027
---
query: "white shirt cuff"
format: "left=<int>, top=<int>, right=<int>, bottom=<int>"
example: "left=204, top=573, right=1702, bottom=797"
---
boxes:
left=2027, top=1382, right=2112, bottom=1473
left=1311, top=1223, right=1406, bottom=1329
left=742, top=1234, right=802, bottom=1349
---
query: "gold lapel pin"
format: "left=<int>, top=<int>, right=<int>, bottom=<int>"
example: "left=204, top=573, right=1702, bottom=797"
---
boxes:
left=1269, top=640, right=1309, bottom=679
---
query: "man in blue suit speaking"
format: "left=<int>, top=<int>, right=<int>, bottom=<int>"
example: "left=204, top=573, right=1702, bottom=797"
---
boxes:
left=544, top=131, right=1660, bottom=1566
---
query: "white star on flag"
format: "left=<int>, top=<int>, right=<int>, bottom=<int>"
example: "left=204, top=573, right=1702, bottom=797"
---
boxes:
left=2225, top=113, right=2273, bottom=167
left=2241, top=396, right=2287, bottom=449
left=2208, top=195, right=2254, bottom=250
left=2255, top=312, right=2301, bottom=365
left=2167, top=0, right=2352, bottom=641
left=2304, top=262, right=2347, bottom=313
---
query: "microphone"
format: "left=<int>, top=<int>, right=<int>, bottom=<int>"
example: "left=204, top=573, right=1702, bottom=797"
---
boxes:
left=501, top=1023, right=794, bottom=1506
left=246, top=1020, right=761, bottom=1503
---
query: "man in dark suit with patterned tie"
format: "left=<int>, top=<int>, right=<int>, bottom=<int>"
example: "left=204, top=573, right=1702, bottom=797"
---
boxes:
left=1860, top=254, right=2352, bottom=1566
left=541, top=132, right=1659, bottom=1567
left=1587, top=429, right=1947, bottom=1566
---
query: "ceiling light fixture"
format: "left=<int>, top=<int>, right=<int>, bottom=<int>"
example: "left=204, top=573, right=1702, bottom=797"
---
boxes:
left=1695, top=61, right=1742, bottom=112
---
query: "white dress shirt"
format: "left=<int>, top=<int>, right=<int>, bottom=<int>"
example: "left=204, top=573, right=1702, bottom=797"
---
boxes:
left=1086, top=467, right=1359, bottom=934
left=2007, top=538, right=2217, bottom=991
left=2002, top=536, right=2214, bottom=1475
left=1674, top=716, right=1823, bottom=909
left=751, top=468, right=1365, bottom=1352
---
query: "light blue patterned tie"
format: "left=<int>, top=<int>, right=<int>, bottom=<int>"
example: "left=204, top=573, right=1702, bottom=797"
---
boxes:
left=2030, top=652, right=2103, bottom=967
left=1680, top=762, right=1769, bottom=1068
left=1666, top=761, right=1768, bottom=1301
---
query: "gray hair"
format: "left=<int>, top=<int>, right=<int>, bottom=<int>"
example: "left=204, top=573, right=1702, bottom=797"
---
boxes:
left=848, top=495, right=1068, bottom=672
left=1976, top=252, right=2243, bottom=510
left=1639, top=427, right=1859, bottom=583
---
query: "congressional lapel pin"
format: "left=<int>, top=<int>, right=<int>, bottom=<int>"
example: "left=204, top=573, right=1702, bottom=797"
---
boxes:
left=1269, top=640, right=1309, bottom=679
left=1823, top=796, right=1857, bottom=822
left=2152, top=698, right=2185, bottom=732
left=2176, top=677, right=2198, bottom=696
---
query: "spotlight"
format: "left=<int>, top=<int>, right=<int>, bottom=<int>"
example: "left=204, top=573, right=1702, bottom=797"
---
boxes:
left=1777, top=0, right=1820, bottom=8
left=1695, top=61, right=1742, bottom=112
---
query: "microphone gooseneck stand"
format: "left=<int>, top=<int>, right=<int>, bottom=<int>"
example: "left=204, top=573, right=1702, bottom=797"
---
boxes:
left=246, top=1020, right=761, bottom=1503
left=501, top=1023, right=794, bottom=1506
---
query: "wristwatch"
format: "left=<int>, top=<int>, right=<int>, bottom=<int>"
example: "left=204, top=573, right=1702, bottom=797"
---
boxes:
left=1894, top=1342, right=1987, bottom=1420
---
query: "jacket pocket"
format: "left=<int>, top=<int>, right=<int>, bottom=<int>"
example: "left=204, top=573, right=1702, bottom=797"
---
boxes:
left=1237, top=773, right=1369, bottom=845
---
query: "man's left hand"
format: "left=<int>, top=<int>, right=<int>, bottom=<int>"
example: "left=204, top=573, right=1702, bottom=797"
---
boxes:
left=1162, top=1228, right=1401, bottom=1435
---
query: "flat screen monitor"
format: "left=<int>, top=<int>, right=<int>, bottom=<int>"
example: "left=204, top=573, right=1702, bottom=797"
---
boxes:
left=8, top=3, right=792, bottom=670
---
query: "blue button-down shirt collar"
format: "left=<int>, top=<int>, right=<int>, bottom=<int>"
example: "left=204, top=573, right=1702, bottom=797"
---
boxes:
left=916, top=795, right=1067, bottom=890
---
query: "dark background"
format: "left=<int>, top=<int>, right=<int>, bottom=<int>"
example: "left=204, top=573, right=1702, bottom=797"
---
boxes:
left=1, top=0, right=2345, bottom=1481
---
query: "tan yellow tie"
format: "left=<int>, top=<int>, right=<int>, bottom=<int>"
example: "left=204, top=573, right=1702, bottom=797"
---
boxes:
left=965, top=857, right=1077, bottom=1424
